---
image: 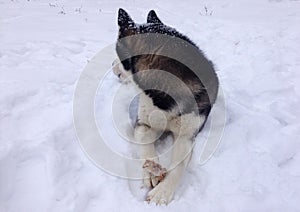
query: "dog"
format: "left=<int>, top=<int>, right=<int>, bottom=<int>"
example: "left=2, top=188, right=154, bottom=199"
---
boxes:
left=113, top=8, right=219, bottom=205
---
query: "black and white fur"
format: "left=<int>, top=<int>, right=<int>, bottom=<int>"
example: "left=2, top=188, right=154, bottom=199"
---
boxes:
left=113, top=9, right=219, bottom=205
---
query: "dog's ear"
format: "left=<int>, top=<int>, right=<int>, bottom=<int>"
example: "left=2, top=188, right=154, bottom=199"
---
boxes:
left=118, top=8, right=135, bottom=28
left=147, top=10, right=162, bottom=24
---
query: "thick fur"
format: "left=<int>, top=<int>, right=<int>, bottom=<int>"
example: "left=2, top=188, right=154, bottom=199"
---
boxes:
left=114, top=9, right=219, bottom=205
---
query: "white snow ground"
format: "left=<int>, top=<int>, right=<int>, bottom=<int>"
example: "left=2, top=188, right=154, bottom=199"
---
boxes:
left=1, top=0, right=300, bottom=211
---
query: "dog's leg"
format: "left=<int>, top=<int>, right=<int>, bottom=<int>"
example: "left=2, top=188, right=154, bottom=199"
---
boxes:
left=146, top=135, right=193, bottom=205
left=134, top=124, right=159, bottom=188
left=146, top=113, right=205, bottom=205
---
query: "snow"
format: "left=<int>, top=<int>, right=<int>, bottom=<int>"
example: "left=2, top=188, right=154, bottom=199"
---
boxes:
left=1, top=0, right=300, bottom=211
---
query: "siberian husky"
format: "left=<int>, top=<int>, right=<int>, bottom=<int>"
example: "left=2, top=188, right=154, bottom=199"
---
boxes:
left=113, top=8, right=219, bottom=205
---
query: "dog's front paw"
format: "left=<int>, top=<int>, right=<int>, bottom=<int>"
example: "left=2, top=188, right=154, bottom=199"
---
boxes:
left=146, top=181, right=174, bottom=205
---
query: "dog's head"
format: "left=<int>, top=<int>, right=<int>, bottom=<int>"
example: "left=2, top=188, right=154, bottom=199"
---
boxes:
left=115, top=9, right=166, bottom=72
left=117, top=8, right=163, bottom=38
left=115, top=9, right=195, bottom=72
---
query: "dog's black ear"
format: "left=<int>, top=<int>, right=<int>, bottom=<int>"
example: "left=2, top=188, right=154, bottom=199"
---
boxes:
left=118, top=8, right=135, bottom=28
left=147, top=10, right=162, bottom=24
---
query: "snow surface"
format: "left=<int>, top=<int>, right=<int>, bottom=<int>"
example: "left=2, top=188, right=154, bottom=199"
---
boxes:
left=1, top=0, right=300, bottom=211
